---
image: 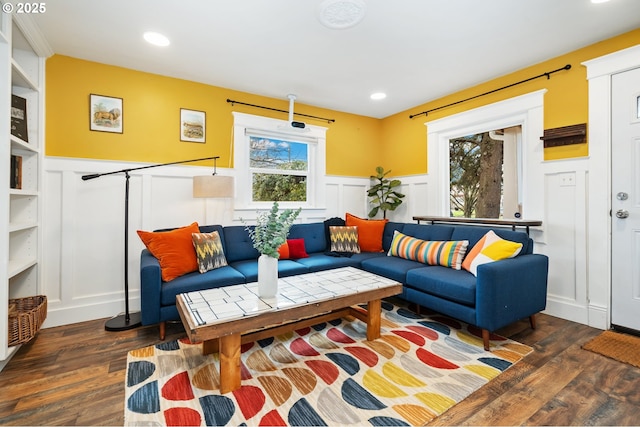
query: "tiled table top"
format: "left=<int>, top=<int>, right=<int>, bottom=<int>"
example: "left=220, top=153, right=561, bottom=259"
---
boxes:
left=180, top=266, right=398, bottom=327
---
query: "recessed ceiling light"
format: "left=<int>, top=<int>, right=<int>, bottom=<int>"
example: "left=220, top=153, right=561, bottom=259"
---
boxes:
left=370, top=92, right=387, bottom=100
left=143, top=31, right=170, bottom=47
left=591, top=0, right=610, bottom=3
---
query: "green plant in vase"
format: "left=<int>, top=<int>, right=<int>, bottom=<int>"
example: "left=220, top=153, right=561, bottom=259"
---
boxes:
left=243, top=202, right=301, bottom=298
left=245, top=202, right=301, bottom=258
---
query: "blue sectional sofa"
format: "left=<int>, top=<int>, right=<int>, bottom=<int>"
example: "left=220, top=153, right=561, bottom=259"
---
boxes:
left=140, top=220, right=548, bottom=350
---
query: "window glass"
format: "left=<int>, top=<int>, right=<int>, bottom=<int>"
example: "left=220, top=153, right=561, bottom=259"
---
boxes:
left=249, top=136, right=308, bottom=202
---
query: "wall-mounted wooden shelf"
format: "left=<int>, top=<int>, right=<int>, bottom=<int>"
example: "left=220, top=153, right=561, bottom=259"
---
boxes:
left=541, top=123, right=586, bottom=148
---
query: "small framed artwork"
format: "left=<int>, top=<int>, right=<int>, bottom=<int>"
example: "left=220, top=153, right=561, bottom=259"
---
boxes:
left=180, top=108, right=206, bottom=143
left=90, top=94, right=123, bottom=133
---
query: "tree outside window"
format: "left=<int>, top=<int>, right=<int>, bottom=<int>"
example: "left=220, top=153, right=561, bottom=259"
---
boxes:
left=249, top=136, right=308, bottom=202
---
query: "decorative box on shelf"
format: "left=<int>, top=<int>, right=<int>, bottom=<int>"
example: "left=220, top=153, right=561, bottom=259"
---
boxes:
left=8, top=295, right=47, bottom=347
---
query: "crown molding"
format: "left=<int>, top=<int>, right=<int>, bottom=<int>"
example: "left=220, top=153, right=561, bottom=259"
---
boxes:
left=12, top=13, right=54, bottom=58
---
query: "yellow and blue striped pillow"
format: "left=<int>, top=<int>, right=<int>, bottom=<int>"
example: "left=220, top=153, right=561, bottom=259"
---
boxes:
left=388, top=230, right=469, bottom=270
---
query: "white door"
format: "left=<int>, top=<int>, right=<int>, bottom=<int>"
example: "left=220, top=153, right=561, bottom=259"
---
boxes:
left=611, top=66, right=640, bottom=331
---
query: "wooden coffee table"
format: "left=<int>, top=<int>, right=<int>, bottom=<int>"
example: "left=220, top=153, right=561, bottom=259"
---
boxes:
left=176, top=266, right=402, bottom=393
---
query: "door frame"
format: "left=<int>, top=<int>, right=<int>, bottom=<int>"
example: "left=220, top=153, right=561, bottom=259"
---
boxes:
left=583, top=43, right=640, bottom=330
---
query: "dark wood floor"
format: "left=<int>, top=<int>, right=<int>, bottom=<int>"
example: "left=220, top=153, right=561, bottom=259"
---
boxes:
left=0, top=312, right=638, bottom=426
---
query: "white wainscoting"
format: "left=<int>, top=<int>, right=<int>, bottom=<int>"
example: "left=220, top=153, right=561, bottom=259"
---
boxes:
left=42, top=157, right=596, bottom=329
left=540, top=158, right=593, bottom=326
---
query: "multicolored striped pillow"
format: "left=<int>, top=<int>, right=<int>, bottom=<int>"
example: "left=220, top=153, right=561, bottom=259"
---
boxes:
left=387, top=230, right=469, bottom=270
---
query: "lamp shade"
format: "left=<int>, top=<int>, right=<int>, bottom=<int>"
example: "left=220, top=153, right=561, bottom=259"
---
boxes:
left=193, top=175, right=234, bottom=198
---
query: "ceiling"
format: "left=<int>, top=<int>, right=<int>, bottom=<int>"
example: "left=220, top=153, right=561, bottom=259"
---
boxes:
left=28, top=0, right=640, bottom=119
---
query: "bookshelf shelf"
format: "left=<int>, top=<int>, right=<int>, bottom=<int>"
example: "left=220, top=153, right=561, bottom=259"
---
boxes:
left=11, top=58, right=38, bottom=91
left=10, top=134, right=37, bottom=153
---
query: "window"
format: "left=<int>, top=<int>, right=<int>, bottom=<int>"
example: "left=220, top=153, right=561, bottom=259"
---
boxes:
left=449, top=126, right=522, bottom=219
left=233, top=112, right=327, bottom=210
left=425, top=90, right=546, bottom=222
left=249, top=135, right=308, bottom=202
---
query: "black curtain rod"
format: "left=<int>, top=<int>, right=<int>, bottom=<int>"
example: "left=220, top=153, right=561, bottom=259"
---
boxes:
left=409, top=64, right=572, bottom=119
left=227, top=98, right=335, bottom=123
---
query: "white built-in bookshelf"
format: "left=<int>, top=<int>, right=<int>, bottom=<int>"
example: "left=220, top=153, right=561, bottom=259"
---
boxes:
left=0, top=7, right=50, bottom=369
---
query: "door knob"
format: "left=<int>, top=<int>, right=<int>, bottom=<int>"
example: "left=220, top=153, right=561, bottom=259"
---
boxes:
left=616, top=209, right=629, bottom=219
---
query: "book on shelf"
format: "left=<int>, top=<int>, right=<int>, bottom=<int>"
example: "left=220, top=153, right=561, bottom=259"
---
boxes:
left=11, top=94, right=29, bottom=143
left=10, top=155, right=22, bottom=190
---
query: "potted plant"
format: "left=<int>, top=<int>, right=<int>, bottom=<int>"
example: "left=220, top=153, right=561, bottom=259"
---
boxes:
left=367, top=166, right=405, bottom=219
left=244, top=202, right=301, bottom=297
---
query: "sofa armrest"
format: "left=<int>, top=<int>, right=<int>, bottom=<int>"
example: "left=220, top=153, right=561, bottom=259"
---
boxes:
left=475, top=254, right=549, bottom=331
left=140, top=249, right=163, bottom=325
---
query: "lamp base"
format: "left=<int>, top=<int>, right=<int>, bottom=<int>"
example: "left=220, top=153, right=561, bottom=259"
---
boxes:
left=105, top=312, right=142, bottom=331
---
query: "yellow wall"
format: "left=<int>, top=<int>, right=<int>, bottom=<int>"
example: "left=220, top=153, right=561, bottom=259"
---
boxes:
left=45, top=55, right=382, bottom=176
left=47, top=28, right=640, bottom=178
left=380, top=28, right=640, bottom=175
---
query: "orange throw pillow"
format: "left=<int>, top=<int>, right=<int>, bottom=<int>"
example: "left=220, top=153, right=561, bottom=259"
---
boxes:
left=278, top=242, right=290, bottom=259
left=345, top=213, right=388, bottom=252
left=137, top=222, right=200, bottom=281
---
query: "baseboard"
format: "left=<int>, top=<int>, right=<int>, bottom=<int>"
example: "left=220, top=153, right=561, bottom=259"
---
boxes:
left=544, top=297, right=589, bottom=325
left=588, top=304, right=609, bottom=330
left=43, top=298, right=141, bottom=329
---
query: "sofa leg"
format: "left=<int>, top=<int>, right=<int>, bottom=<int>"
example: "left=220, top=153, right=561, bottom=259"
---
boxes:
left=529, top=314, right=537, bottom=330
left=482, top=329, right=491, bottom=351
left=159, top=321, right=166, bottom=340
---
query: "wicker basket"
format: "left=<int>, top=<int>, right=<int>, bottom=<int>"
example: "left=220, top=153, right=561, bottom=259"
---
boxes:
left=8, top=295, right=47, bottom=347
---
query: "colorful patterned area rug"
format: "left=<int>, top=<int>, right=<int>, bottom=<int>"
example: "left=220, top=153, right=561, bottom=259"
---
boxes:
left=125, top=301, right=531, bottom=426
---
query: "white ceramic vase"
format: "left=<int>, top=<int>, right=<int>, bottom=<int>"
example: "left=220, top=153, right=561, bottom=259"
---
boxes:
left=258, top=254, right=278, bottom=298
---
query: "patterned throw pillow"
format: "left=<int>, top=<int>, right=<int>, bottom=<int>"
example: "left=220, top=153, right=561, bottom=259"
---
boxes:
left=191, top=231, right=228, bottom=273
left=329, top=226, right=361, bottom=253
left=137, top=222, right=200, bottom=281
left=462, top=230, right=522, bottom=276
left=388, top=230, right=469, bottom=270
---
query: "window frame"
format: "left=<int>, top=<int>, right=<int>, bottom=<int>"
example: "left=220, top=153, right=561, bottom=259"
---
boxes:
left=233, top=112, right=327, bottom=211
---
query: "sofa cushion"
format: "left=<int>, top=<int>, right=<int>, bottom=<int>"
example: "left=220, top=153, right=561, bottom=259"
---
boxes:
left=160, top=265, right=246, bottom=306
left=293, top=253, right=360, bottom=272
left=462, top=230, right=523, bottom=276
left=137, top=222, right=200, bottom=281
left=406, top=267, right=477, bottom=306
left=399, top=223, right=455, bottom=241
left=388, top=230, right=469, bottom=270
left=228, top=259, right=308, bottom=282
left=382, top=222, right=405, bottom=252
left=329, top=226, right=360, bottom=253
left=223, top=225, right=259, bottom=263
left=349, top=252, right=388, bottom=264
left=192, top=231, right=228, bottom=273
left=360, top=255, right=424, bottom=284
left=346, top=213, right=388, bottom=252
left=451, top=226, right=532, bottom=254
left=289, top=222, right=327, bottom=253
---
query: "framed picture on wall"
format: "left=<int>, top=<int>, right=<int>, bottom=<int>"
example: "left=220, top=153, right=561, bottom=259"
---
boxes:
left=180, top=108, right=206, bottom=143
left=90, top=94, right=123, bottom=133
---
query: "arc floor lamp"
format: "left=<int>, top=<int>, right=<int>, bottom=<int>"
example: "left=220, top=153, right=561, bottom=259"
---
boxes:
left=82, top=156, right=234, bottom=331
